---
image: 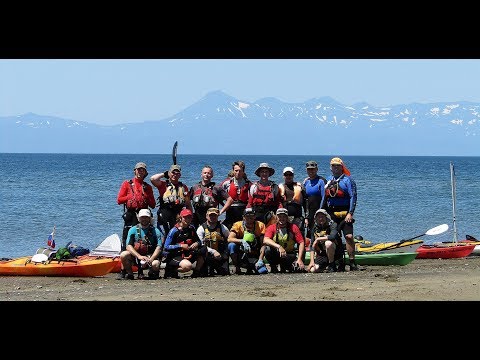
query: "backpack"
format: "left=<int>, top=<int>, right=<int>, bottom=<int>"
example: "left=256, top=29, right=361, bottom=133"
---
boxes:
left=55, top=247, right=72, bottom=260
left=68, top=244, right=90, bottom=257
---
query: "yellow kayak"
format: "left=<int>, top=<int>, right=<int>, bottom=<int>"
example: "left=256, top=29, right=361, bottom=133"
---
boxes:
left=355, top=239, right=424, bottom=253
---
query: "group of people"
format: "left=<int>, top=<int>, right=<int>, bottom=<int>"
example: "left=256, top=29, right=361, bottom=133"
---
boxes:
left=115, top=157, right=358, bottom=279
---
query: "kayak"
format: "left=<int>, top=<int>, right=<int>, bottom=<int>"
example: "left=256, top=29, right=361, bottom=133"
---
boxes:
left=416, top=243, right=475, bottom=259
left=305, top=251, right=417, bottom=266
left=459, top=237, right=480, bottom=256
left=355, top=239, right=423, bottom=253
left=0, top=256, right=117, bottom=277
left=343, top=252, right=418, bottom=266
left=83, top=233, right=124, bottom=273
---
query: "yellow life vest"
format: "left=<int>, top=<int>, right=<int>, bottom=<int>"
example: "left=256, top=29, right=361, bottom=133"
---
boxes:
left=273, top=225, right=296, bottom=253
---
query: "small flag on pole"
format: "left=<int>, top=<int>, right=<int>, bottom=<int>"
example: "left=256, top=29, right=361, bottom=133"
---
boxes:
left=47, top=226, right=56, bottom=249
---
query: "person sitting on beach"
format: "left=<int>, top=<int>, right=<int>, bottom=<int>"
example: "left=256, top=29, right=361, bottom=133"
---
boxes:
left=118, top=208, right=164, bottom=280
left=117, top=162, right=157, bottom=251
left=227, top=208, right=266, bottom=275
left=261, top=208, right=305, bottom=273
left=247, top=162, right=283, bottom=226
left=306, top=208, right=344, bottom=273
left=302, top=160, right=326, bottom=241
left=196, top=207, right=230, bottom=276
left=219, top=161, right=251, bottom=230
left=162, top=208, right=207, bottom=278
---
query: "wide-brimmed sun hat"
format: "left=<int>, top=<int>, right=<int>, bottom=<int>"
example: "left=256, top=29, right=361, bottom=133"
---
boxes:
left=254, top=162, right=275, bottom=177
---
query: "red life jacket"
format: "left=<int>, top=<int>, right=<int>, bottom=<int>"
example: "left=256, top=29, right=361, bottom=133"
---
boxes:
left=251, top=181, right=278, bottom=207
left=192, top=182, right=217, bottom=209
left=127, top=180, right=150, bottom=210
left=227, top=178, right=250, bottom=203
left=325, top=175, right=346, bottom=198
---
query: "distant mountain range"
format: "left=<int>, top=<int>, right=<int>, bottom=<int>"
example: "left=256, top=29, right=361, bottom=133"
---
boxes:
left=1, top=90, right=478, bottom=155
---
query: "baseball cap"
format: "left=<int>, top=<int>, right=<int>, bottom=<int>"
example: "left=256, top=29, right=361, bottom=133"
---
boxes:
left=243, top=208, right=256, bottom=216
left=283, top=166, right=294, bottom=175
left=306, top=161, right=317, bottom=169
left=134, top=162, right=147, bottom=170
left=170, top=164, right=182, bottom=172
left=179, top=208, right=193, bottom=217
left=330, top=157, right=343, bottom=165
left=137, top=209, right=152, bottom=218
left=206, top=207, right=220, bottom=215
left=330, top=157, right=351, bottom=176
left=276, top=208, right=289, bottom=216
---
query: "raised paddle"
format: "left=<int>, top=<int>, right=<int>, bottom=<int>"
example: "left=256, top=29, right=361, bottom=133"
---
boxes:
left=376, top=224, right=449, bottom=252
left=172, top=141, right=178, bottom=165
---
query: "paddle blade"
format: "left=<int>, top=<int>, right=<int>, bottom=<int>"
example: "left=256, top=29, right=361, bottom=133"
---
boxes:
left=172, top=141, right=178, bottom=165
left=425, top=224, right=449, bottom=236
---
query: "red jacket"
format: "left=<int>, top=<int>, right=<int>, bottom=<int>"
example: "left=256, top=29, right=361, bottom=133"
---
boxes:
left=117, top=177, right=156, bottom=210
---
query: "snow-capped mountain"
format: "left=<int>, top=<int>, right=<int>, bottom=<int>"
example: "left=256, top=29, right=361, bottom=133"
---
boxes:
left=1, top=90, right=478, bottom=155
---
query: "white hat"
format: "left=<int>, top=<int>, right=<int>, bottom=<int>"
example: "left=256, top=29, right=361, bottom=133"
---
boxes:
left=137, top=209, right=152, bottom=218
left=283, top=167, right=294, bottom=175
left=314, top=208, right=331, bottom=221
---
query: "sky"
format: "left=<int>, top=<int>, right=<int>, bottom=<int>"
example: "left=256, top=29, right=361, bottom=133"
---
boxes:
left=1, top=59, right=480, bottom=125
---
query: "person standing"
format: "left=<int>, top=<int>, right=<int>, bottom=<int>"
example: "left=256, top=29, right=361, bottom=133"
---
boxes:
left=321, top=157, right=358, bottom=271
left=302, top=160, right=326, bottom=240
left=117, top=162, right=156, bottom=252
left=150, top=164, right=192, bottom=236
left=219, top=161, right=251, bottom=230
left=247, top=162, right=282, bottom=226
left=189, top=165, right=224, bottom=228
left=279, top=166, right=307, bottom=233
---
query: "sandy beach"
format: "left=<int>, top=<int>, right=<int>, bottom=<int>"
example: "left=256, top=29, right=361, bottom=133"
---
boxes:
left=1, top=256, right=479, bottom=301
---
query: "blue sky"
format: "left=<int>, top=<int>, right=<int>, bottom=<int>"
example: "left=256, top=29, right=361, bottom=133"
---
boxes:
left=1, top=59, right=479, bottom=125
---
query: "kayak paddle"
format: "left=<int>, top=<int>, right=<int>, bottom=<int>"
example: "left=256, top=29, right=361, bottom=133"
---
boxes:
left=172, top=141, right=178, bottom=165
left=375, top=224, right=449, bottom=252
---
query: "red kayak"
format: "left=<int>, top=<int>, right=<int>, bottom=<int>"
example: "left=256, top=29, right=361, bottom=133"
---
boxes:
left=416, top=243, right=475, bottom=259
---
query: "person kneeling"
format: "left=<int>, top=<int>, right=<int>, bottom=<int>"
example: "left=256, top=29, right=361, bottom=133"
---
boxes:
left=306, top=209, right=344, bottom=273
left=261, top=208, right=306, bottom=273
left=118, top=209, right=163, bottom=280
left=163, top=209, right=207, bottom=278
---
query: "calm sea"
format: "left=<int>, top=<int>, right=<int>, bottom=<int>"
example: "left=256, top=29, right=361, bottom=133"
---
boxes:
left=0, top=153, right=479, bottom=258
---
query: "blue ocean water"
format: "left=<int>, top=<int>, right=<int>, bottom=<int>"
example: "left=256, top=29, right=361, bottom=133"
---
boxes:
left=0, top=153, right=479, bottom=259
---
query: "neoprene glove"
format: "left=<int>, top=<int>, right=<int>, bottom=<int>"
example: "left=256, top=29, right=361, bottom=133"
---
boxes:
left=163, top=170, right=170, bottom=180
left=241, top=240, right=251, bottom=253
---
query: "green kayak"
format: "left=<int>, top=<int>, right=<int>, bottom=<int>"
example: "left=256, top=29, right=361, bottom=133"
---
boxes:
left=344, top=252, right=418, bottom=266
left=304, top=251, right=417, bottom=266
